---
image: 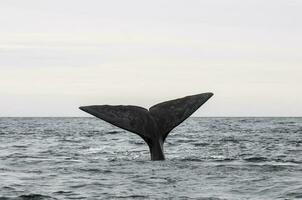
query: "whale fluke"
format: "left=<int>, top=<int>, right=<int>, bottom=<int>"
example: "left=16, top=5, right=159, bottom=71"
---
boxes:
left=79, top=92, right=213, bottom=160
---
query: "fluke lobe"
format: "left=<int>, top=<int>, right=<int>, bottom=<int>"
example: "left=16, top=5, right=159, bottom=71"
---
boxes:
left=79, top=93, right=213, bottom=161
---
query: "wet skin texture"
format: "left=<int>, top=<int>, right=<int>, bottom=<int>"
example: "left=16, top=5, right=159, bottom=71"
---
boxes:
left=79, top=92, right=214, bottom=160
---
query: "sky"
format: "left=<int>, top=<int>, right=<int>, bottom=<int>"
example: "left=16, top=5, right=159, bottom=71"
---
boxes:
left=0, top=0, right=301, bottom=117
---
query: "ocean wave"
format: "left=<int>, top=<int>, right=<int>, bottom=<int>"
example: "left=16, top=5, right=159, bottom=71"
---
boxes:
left=281, top=190, right=302, bottom=199
left=111, top=195, right=148, bottom=199
left=243, top=156, right=268, bottom=162
left=0, top=194, right=57, bottom=200
left=243, top=157, right=302, bottom=164
left=174, top=139, right=197, bottom=143
left=192, top=142, right=210, bottom=147
left=178, top=157, right=204, bottom=162
left=106, top=130, right=123, bottom=135
left=78, top=168, right=112, bottom=174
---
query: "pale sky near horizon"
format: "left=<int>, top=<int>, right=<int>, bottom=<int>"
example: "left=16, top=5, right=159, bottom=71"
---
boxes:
left=0, top=0, right=301, bottom=117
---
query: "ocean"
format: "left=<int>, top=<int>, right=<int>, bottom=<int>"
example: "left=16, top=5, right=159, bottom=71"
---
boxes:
left=0, top=117, right=301, bottom=200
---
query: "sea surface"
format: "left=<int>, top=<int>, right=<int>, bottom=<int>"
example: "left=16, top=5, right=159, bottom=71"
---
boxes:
left=0, top=117, right=301, bottom=200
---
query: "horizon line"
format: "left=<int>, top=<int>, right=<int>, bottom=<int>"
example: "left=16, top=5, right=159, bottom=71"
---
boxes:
left=0, top=116, right=302, bottom=118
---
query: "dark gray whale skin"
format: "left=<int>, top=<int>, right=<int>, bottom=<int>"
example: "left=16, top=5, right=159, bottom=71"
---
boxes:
left=79, top=92, right=213, bottom=160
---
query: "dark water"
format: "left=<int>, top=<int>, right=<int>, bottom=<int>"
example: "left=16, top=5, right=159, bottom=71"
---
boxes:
left=0, top=117, right=301, bottom=200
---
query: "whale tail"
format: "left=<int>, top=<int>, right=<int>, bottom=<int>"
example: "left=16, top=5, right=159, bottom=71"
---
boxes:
left=79, top=92, right=213, bottom=160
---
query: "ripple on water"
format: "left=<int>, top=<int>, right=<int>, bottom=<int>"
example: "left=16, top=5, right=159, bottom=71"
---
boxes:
left=0, top=117, right=301, bottom=199
left=0, top=194, right=57, bottom=200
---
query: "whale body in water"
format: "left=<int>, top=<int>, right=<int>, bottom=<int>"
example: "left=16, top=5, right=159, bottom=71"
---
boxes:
left=79, top=92, right=213, bottom=160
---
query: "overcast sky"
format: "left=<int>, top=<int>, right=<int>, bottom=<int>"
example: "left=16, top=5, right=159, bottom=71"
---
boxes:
left=0, top=0, right=301, bottom=116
